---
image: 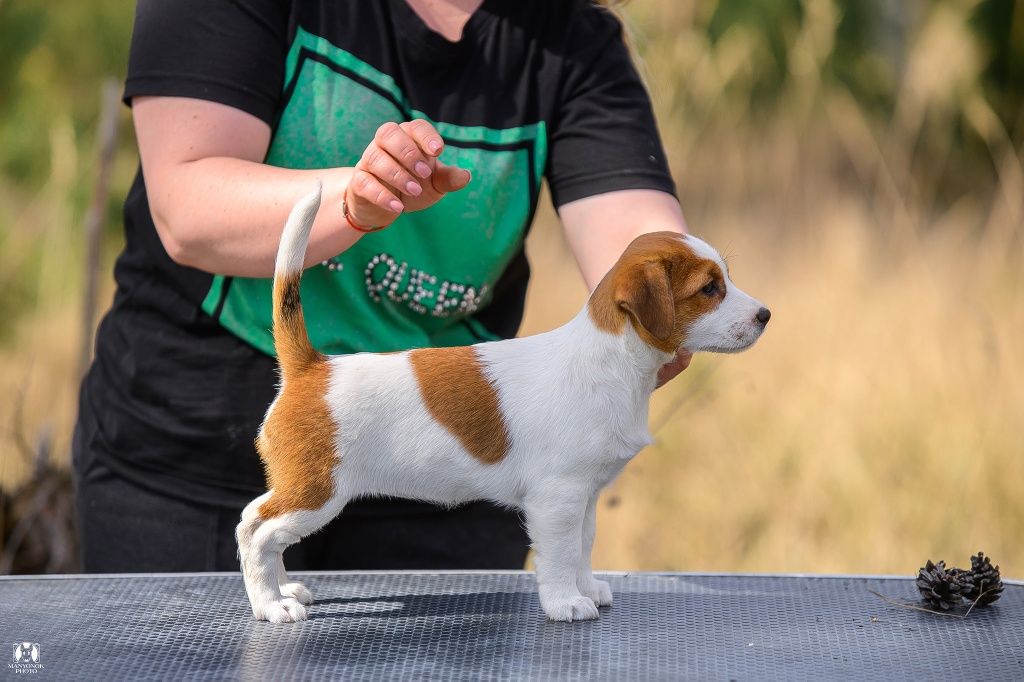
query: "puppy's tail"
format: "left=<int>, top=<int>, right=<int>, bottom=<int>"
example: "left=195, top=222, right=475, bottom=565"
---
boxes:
left=272, top=182, right=323, bottom=376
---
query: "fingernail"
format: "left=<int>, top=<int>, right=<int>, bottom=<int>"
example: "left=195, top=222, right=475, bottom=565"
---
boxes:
left=415, top=161, right=431, bottom=178
left=389, top=200, right=403, bottom=213
left=405, top=181, right=422, bottom=196
left=428, top=139, right=442, bottom=154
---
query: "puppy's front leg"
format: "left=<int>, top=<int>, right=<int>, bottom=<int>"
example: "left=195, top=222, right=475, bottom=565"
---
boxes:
left=525, top=492, right=600, bottom=622
left=576, top=493, right=613, bottom=608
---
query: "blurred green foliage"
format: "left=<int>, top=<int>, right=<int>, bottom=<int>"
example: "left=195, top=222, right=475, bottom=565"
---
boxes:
left=698, top=0, right=1023, bottom=126
left=1, top=0, right=1021, bottom=195
left=973, top=0, right=1024, bottom=123
left=0, top=0, right=133, bottom=186
left=0, top=0, right=135, bottom=338
left=628, top=0, right=1023, bottom=216
left=0, top=0, right=1021, bottom=333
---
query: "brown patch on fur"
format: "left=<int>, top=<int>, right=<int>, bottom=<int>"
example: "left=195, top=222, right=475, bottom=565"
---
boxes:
left=257, top=360, right=339, bottom=518
left=588, top=232, right=726, bottom=352
left=257, top=271, right=338, bottom=518
left=410, top=346, right=511, bottom=463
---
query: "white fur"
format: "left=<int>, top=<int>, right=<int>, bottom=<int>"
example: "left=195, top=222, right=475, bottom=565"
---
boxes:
left=682, top=234, right=767, bottom=354
left=275, top=182, right=321, bottom=276
left=237, top=189, right=767, bottom=623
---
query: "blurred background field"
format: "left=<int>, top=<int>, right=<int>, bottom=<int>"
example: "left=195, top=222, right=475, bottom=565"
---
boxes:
left=1, top=0, right=1022, bottom=576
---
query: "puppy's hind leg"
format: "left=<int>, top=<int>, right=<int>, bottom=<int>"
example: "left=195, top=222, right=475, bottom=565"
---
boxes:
left=237, top=491, right=272, bottom=603
left=277, top=554, right=313, bottom=606
left=525, top=490, right=599, bottom=622
left=240, top=491, right=347, bottom=623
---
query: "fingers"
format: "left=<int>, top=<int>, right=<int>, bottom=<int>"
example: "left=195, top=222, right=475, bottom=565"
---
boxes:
left=347, top=119, right=471, bottom=229
left=359, top=123, right=426, bottom=197
left=399, top=120, right=444, bottom=157
left=360, top=145, right=423, bottom=198
left=356, top=121, right=445, bottom=199
left=431, top=163, right=472, bottom=194
left=655, top=350, right=692, bottom=388
left=350, top=168, right=403, bottom=216
left=396, top=121, right=472, bottom=195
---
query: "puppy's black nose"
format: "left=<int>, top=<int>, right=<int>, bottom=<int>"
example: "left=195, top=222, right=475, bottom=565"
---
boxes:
left=756, top=307, right=771, bottom=325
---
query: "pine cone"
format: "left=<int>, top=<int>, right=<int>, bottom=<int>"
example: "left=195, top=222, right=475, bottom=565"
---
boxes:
left=916, top=560, right=966, bottom=610
left=964, top=551, right=1004, bottom=606
left=948, top=567, right=974, bottom=594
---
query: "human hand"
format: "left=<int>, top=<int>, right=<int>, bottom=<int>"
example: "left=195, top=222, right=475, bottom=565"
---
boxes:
left=346, top=120, right=472, bottom=230
left=655, top=349, right=693, bottom=388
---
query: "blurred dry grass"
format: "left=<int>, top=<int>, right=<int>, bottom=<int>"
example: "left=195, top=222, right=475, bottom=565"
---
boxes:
left=523, top=194, right=1023, bottom=576
left=2, top=0, right=1023, bottom=576
left=524, top=0, right=1024, bottom=576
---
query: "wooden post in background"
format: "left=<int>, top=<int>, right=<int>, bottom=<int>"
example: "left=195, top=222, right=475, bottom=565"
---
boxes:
left=77, top=78, right=121, bottom=381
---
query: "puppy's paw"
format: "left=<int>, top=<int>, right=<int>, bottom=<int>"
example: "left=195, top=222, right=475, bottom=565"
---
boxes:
left=579, top=578, right=613, bottom=607
left=541, top=594, right=600, bottom=622
left=281, top=581, right=314, bottom=606
left=254, top=597, right=308, bottom=623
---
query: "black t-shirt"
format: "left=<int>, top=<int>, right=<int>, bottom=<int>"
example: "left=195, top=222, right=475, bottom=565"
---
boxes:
left=78, top=0, right=676, bottom=507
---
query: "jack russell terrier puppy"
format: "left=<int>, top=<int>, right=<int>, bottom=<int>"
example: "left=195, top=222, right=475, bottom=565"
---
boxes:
left=237, top=184, right=770, bottom=623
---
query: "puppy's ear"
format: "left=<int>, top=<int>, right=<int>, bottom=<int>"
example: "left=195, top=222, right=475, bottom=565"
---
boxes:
left=616, top=260, right=674, bottom=341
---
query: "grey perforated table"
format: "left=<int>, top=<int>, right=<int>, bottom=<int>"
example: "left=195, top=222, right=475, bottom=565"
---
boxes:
left=1, top=572, right=1021, bottom=680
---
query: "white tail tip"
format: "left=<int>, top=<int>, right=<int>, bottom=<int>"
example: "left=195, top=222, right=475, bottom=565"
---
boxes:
left=275, top=181, right=323, bottom=276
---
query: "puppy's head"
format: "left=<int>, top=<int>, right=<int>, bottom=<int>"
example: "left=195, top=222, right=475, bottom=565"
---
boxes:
left=589, top=231, right=769, bottom=354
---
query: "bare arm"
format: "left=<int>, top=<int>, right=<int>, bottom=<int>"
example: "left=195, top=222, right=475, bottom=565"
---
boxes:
left=559, top=189, right=688, bottom=291
left=134, top=97, right=469, bottom=277
left=134, top=97, right=354, bottom=276
left=559, top=189, right=692, bottom=385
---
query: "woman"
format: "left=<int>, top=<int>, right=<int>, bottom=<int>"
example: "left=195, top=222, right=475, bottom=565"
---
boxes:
left=73, top=0, right=691, bottom=572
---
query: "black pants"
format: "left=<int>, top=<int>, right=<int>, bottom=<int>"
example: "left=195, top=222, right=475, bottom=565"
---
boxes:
left=73, top=437, right=530, bottom=573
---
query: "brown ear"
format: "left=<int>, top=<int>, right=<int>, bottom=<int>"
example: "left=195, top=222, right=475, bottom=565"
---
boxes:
left=616, top=260, right=674, bottom=341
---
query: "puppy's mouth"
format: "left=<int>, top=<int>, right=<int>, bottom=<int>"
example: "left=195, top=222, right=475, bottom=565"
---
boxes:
left=700, top=344, right=748, bottom=354
left=696, top=328, right=764, bottom=354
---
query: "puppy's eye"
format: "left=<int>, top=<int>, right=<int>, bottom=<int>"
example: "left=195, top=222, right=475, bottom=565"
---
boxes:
left=701, top=281, right=718, bottom=296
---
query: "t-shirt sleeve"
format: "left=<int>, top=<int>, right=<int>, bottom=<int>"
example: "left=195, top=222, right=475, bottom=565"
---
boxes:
left=546, top=5, right=676, bottom=208
left=124, top=0, right=289, bottom=125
